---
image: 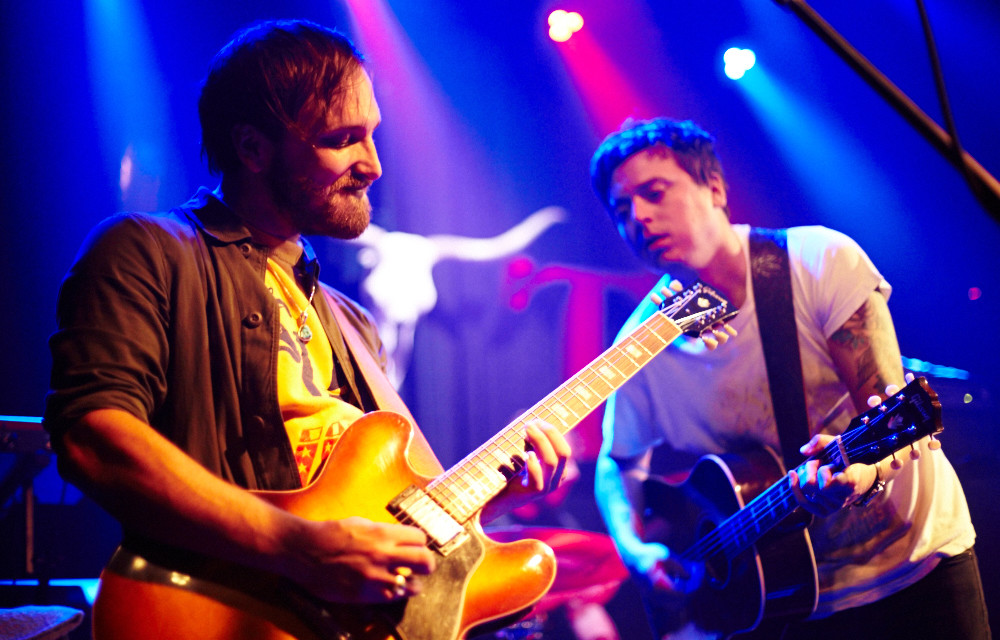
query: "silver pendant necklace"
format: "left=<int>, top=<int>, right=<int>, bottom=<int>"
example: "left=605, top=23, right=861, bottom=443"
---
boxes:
left=270, top=262, right=317, bottom=343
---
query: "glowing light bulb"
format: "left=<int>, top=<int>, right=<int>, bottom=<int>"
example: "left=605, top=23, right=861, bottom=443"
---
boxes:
left=724, top=47, right=756, bottom=80
left=548, top=10, right=584, bottom=42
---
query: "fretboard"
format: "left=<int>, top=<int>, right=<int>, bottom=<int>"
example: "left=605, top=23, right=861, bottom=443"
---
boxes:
left=427, top=309, right=684, bottom=523
left=683, top=443, right=847, bottom=562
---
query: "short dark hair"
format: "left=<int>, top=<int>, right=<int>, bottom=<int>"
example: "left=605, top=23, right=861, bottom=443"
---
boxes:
left=590, top=118, right=728, bottom=214
left=198, top=19, right=365, bottom=175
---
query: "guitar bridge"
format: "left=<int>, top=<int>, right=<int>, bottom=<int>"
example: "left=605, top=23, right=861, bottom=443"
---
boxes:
left=387, top=486, right=469, bottom=555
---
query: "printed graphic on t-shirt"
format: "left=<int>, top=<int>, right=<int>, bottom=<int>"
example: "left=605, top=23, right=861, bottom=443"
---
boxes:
left=267, top=262, right=363, bottom=486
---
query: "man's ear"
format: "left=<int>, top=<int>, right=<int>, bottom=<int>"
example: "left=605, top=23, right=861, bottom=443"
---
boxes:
left=230, top=124, right=274, bottom=174
left=708, top=171, right=728, bottom=210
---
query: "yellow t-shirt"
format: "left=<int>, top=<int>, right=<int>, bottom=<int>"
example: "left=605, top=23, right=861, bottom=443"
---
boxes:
left=265, top=259, right=363, bottom=486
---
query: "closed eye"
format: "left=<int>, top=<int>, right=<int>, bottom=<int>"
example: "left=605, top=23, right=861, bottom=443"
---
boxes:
left=638, top=186, right=665, bottom=204
left=314, top=129, right=366, bottom=150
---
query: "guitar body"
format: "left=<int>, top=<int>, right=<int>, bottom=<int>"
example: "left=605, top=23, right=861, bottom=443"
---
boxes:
left=642, top=448, right=818, bottom=639
left=90, top=281, right=742, bottom=639
left=93, top=411, right=556, bottom=640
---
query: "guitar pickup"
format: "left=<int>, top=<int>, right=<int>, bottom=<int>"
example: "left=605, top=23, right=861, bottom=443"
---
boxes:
left=387, top=486, right=469, bottom=555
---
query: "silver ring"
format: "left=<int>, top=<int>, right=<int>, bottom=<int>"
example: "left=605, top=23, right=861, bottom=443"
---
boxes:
left=392, top=570, right=408, bottom=597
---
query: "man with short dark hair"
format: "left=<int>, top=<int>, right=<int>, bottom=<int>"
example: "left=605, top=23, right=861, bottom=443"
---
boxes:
left=44, top=19, right=569, bottom=635
left=591, top=118, right=989, bottom=639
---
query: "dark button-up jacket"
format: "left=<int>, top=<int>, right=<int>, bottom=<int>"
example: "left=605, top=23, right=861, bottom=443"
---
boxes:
left=45, top=188, right=385, bottom=491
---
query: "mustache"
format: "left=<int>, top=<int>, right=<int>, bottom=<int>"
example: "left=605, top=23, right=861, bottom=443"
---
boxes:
left=336, top=173, right=373, bottom=191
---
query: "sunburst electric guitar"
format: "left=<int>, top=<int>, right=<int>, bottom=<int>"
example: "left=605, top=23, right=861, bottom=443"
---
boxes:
left=640, top=377, right=943, bottom=639
left=93, top=282, right=736, bottom=640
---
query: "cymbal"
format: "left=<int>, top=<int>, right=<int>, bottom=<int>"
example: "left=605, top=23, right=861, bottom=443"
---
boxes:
left=485, top=526, right=629, bottom=615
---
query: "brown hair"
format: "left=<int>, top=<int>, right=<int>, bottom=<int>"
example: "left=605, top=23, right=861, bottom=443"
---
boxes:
left=198, top=19, right=364, bottom=174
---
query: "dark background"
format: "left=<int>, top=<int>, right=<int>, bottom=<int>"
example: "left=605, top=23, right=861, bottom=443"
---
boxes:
left=2, top=1, right=998, bottom=637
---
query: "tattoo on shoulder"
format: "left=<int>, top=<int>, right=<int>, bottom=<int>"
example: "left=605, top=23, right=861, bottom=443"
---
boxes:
left=830, top=298, right=896, bottom=395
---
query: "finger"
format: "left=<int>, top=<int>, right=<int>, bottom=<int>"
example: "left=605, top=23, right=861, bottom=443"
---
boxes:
left=523, top=423, right=569, bottom=491
left=521, top=450, right=542, bottom=490
left=525, top=421, right=570, bottom=465
left=798, top=435, right=819, bottom=455
left=789, top=466, right=825, bottom=515
left=798, top=434, right=832, bottom=456
left=391, top=545, right=436, bottom=576
left=533, top=422, right=571, bottom=492
left=804, top=460, right=821, bottom=486
left=547, top=455, right=568, bottom=493
left=385, top=566, right=428, bottom=598
left=391, top=523, right=431, bottom=547
left=788, top=469, right=807, bottom=504
left=818, top=465, right=834, bottom=490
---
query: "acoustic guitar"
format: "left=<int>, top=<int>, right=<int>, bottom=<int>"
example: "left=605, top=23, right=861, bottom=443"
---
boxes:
left=639, top=377, right=943, bottom=639
left=93, top=281, right=736, bottom=640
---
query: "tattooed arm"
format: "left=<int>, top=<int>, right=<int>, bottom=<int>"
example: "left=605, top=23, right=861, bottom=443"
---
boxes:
left=789, top=289, right=907, bottom=515
left=827, top=289, right=906, bottom=415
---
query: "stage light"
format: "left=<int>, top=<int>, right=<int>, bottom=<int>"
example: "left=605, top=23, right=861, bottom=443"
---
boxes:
left=724, top=47, right=756, bottom=80
left=549, top=9, right=584, bottom=43
left=969, top=286, right=982, bottom=301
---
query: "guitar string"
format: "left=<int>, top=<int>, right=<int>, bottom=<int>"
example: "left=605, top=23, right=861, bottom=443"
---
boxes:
left=393, top=295, right=728, bottom=538
left=684, top=430, right=910, bottom=561
left=419, top=298, right=726, bottom=526
left=683, top=427, right=888, bottom=560
left=680, top=404, right=920, bottom=561
left=427, top=310, right=684, bottom=521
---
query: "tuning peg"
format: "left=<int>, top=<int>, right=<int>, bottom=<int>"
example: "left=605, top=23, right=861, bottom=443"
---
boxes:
left=657, top=280, right=685, bottom=302
left=711, top=327, right=730, bottom=344
left=909, top=444, right=921, bottom=460
left=723, top=323, right=738, bottom=337
left=701, top=333, right=719, bottom=350
left=890, top=453, right=903, bottom=470
left=905, top=372, right=915, bottom=384
left=927, top=435, right=942, bottom=451
left=866, top=394, right=881, bottom=409
left=649, top=292, right=664, bottom=306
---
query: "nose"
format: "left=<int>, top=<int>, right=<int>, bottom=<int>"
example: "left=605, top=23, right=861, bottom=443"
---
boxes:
left=357, top=137, right=382, bottom=182
left=630, top=197, right=655, bottom=224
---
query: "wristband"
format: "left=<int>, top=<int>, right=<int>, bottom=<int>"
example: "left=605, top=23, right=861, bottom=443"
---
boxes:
left=852, top=465, right=885, bottom=508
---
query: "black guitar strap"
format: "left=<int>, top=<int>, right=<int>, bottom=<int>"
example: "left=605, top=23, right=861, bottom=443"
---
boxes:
left=749, top=228, right=810, bottom=471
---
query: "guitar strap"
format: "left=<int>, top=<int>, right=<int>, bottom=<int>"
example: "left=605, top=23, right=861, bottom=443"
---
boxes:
left=748, top=227, right=810, bottom=471
left=320, top=288, right=444, bottom=477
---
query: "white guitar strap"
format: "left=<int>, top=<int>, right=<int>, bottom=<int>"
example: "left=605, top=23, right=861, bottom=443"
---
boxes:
left=322, top=289, right=444, bottom=477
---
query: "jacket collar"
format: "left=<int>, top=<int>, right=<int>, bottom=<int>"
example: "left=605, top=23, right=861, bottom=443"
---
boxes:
left=179, top=187, right=253, bottom=245
left=179, top=186, right=320, bottom=268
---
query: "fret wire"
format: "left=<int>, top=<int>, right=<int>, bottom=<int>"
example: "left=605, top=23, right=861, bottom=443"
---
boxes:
left=425, top=310, right=685, bottom=525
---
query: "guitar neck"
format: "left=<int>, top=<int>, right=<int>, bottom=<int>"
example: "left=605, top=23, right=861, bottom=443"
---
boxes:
left=428, top=309, right=684, bottom=523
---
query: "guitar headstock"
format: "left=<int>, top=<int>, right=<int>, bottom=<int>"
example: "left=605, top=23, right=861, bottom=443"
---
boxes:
left=655, top=281, right=738, bottom=348
left=840, top=377, right=943, bottom=466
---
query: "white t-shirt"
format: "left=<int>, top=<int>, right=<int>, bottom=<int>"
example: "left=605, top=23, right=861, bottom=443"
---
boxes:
left=604, top=224, right=975, bottom=615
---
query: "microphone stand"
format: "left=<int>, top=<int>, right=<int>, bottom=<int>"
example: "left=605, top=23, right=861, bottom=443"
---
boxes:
left=774, top=0, right=1000, bottom=223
